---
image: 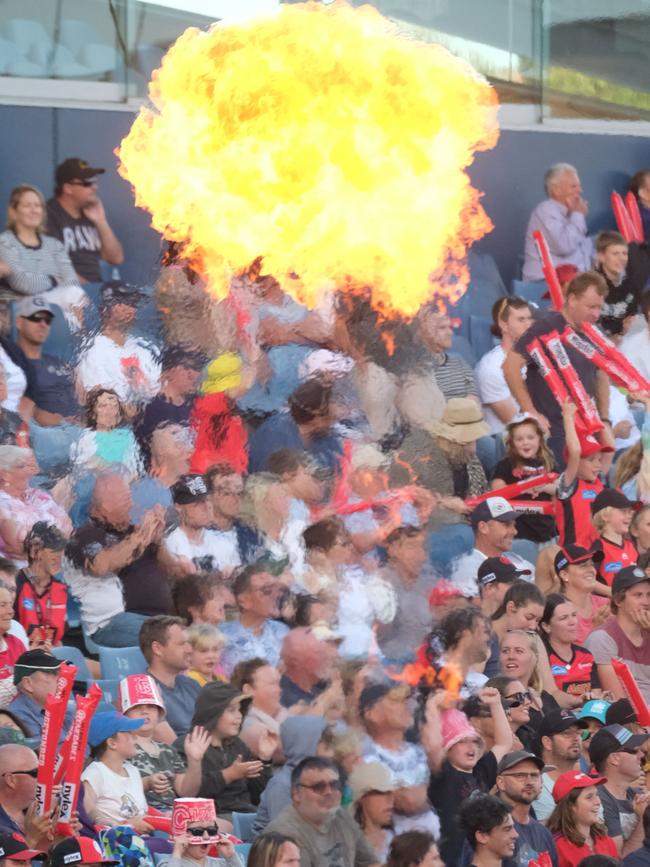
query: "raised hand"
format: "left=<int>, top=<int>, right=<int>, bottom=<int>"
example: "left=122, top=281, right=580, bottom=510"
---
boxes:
left=184, top=726, right=211, bottom=763
left=256, top=729, right=280, bottom=762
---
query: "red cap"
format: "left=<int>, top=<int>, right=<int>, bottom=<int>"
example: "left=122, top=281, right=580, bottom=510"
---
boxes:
left=562, top=434, right=614, bottom=462
left=552, top=770, right=607, bottom=802
left=543, top=264, right=579, bottom=299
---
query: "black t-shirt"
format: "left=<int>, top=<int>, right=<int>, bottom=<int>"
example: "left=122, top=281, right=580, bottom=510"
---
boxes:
left=66, top=518, right=172, bottom=616
left=46, top=198, right=102, bottom=282
left=514, top=311, right=598, bottom=437
left=492, top=456, right=556, bottom=542
left=429, top=753, right=497, bottom=866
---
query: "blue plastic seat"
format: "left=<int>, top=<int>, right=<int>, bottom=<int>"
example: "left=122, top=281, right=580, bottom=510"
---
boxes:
left=95, top=678, right=119, bottom=706
left=234, top=843, right=252, bottom=864
left=232, top=812, right=257, bottom=843
left=98, top=646, right=147, bottom=681
left=511, top=279, right=551, bottom=310
left=51, top=645, right=93, bottom=683
left=469, top=314, right=496, bottom=361
left=450, top=334, right=476, bottom=367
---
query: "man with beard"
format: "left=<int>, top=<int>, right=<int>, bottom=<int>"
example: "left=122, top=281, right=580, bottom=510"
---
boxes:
left=531, top=709, right=588, bottom=822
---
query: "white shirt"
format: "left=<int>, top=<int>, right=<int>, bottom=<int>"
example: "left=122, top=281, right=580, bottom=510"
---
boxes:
left=0, top=346, right=27, bottom=413
left=81, top=760, right=147, bottom=825
left=609, top=385, right=641, bottom=451
left=76, top=334, right=160, bottom=404
left=620, top=327, right=650, bottom=384
left=475, top=344, right=519, bottom=434
left=165, top=525, right=239, bottom=573
left=62, top=556, right=124, bottom=635
left=450, top=547, right=535, bottom=597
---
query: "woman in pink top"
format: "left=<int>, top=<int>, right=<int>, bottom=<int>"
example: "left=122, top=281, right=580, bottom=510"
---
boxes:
left=555, top=544, right=610, bottom=645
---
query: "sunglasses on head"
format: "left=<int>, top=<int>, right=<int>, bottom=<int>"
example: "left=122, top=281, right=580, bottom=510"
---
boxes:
left=504, top=690, right=533, bottom=708
left=188, top=826, right=219, bottom=837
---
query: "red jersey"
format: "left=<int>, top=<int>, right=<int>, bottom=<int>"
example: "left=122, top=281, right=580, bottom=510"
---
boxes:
left=0, top=633, right=27, bottom=681
left=591, top=536, right=638, bottom=587
left=554, top=833, right=617, bottom=867
left=544, top=641, right=597, bottom=696
left=14, top=570, right=68, bottom=645
left=555, top=476, right=603, bottom=549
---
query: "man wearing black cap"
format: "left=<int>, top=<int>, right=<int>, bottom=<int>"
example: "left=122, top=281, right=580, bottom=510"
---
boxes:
left=531, top=708, right=588, bottom=822
left=585, top=565, right=650, bottom=702
left=14, top=522, right=67, bottom=647
left=134, top=346, right=206, bottom=466
left=589, top=724, right=650, bottom=855
left=48, top=836, right=118, bottom=867
left=75, top=281, right=160, bottom=412
left=46, top=157, right=123, bottom=284
left=450, top=497, right=535, bottom=598
left=162, top=474, right=237, bottom=577
left=7, top=649, right=72, bottom=743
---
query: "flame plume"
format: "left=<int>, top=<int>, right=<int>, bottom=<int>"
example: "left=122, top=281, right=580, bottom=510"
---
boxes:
left=119, top=1, right=498, bottom=316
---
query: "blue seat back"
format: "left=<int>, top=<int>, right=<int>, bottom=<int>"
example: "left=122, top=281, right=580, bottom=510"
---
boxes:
left=469, top=314, right=497, bottom=361
left=232, top=812, right=257, bottom=843
left=450, top=334, right=476, bottom=367
left=95, top=678, right=119, bottom=706
left=511, top=279, right=551, bottom=310
left=98, top=645, right=147, bottom=681
left=51, top=645, right=93, bottom=682
left=234, top=844, right=252, bottom=864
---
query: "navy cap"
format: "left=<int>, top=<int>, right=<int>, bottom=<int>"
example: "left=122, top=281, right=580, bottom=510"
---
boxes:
left=591, top=488, right=635, bottom=517
left=88, top=710, right=144, bottom=748
left=612, top=565, right=650, bottom=595
left=100, top=280, right=146, bottom=308
left=554, top=544, right=604, bottom=573
left=471, top=497, right=517, bottom=528
left=539, top=708, right=588, bottom=737
left=477, top=556, right=531, bottom=587
left=13, top=649, right=60, bottom=685
left=588, top=724, right=649, bottom=768
left=171, top=473, right=209, bottom=505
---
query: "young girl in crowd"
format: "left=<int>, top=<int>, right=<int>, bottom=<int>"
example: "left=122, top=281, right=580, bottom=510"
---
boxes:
left=491, top=416, right=557, bottom=560
left=186, top=624, right=227, bottom=686
left=540, top=594, right=598, bottom=700
left=547, top=771, right=617, bottom=867
left=81, top=710, right=152, bottom=832
left=555, top=401, right=613, bottom=550
left=590, top=489, right=638, bottom=588
left=121, top=674, right=211, bottom=812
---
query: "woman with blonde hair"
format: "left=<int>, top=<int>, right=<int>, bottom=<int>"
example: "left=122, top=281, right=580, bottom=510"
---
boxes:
left=0, top=185, right=86, bottom=326
left=247, top=832, right=300, bottom=867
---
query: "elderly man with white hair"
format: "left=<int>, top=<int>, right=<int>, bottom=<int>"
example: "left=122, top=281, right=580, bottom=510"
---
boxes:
left=522, top=162, right=594, bottom=281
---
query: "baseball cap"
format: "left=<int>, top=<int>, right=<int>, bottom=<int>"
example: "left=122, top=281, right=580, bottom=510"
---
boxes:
left=309, top=621, right=343, bottom=643
left=554, top=544, right=604, bottom=573
left=49, top=837, right=118, bottom=867
left=539, top=708, right=588, bottom=737
left=13, top=649, right=60, bottom=685
left=0, top=832, right=46, bottom=861
left=359, top=683, right=410, bottom=717
left=15, top=297, right=55, bottom=319
left=161, top=345, right=207, bottom=372
left=88, top=710, right=144, bottom=748
left=578, top=700, right=611, bottom=725
left=552, top=770, right=607, bottom=803
left=496, top=750, right=545, bottom=775
left=588, top=724, right=649, bottom=769
left=55, top=157, right=105, bottom=186
left=348, top=761, right=396, bottom=802
left=591, top=488, right=635, bottom=517
left=100, top=280, right=146, bottom=308
left=612, top=565, right=650, bottom=595
left=563, top=435, right=614, bottom=462
left=470, top=497, right=517, bottom=528
left=24, top=521, right=67, bottom=553
left=171, top=474, right=209, bottom=504
left=605, top=698, right=637, bottom=726
left=477, top=556, right=531, bottom=587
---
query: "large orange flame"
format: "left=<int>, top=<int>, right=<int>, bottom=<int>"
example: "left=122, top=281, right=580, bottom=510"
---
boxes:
left=118, top=1, right=498, bottom=316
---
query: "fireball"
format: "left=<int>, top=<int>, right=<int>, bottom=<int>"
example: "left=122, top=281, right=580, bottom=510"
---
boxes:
left=119, top=1, right=498, bottom=316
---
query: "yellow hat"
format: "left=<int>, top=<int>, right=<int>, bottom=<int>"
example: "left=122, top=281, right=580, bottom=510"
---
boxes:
left=200, top=352, right=242, bottom=394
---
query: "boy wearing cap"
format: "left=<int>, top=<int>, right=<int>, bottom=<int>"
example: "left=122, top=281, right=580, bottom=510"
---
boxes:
left=14, top=522, right=67, bottom=647
left=449, top=498, right=535, bottom=599
left=48, top=836, right=119, bottom=867
left=46, top=157, right=123, bottom=285
left=0, top=831, right=45, bottom=865
left=589, top=724, right=650, bottom=855
left=590, top=488, right=639, bottom=588
left=585, top=566, right=650, bottom=702
left=81, top=710, right=152, bottom=832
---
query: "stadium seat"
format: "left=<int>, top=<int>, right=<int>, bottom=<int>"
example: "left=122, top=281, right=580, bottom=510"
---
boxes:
left=450, top=333, right=476, bottom=367
left=98, top=646, right=147, bottom=681
left=511, top=279, right=550, bottom=309
left=234, top=844, right=252, bottom=864
left=468, top=250, right=507, bottom=297
left=469, top=314, right=496, bottom=361
left=66, top=593, right=82, bottom=629
left=232, top=812, right=257, bottom=843
left=82, top=622, right=101, bottom=656
left=95, top=678, right=119, bottom=706
left=51, top=645, right=93, bottom=683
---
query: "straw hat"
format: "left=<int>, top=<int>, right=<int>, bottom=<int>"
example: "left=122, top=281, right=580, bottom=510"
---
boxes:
left=431, top=398, right=490, bottom=444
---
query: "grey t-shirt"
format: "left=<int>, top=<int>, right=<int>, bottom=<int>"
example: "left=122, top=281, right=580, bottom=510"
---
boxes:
left=267, top=804, right=377, bottom=867
left=375, top=564, right=434, bottom=661
left=149, top=672, right=201, bottom=737
left=598, top=784, right=638, bottom=841
left=585, top=626, right=650, bottom=702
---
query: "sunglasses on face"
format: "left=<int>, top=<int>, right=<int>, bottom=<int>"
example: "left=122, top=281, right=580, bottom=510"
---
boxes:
left=68, top=179, right=96, bottom=187
left=187, top=826, right=219, bottom=837
left=504, top=691, right=533, bottom=708
left=25, top=314, right=52, bottom=324
left=3, top=768, right=38, bottom=778
left=298, top=779, right=342, bottom=794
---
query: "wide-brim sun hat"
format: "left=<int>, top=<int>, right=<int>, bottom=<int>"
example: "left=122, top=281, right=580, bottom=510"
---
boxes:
left=431, top=398, right=491, bottom=444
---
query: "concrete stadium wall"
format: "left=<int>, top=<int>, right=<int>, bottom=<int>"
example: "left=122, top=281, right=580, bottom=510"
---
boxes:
left=1, top=104, right=648, bottom=290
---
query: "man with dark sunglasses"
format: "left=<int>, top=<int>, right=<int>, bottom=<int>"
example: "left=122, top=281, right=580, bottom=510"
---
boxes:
left=0, top=743, right=53, bottom=849
left=267, top=756, right=380, bottom=867
left=46, top=157, right=123, bottom=284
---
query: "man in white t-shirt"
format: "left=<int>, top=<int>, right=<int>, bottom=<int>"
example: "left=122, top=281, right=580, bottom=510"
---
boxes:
left=475, top=297, right=532, bottom=435
left=450, top=498, right=535, bottom=598
left=621, top=290, right=650, bottom=384
left=163, top=474, right=240, bottom=578
left=75, top=281, right=160, bottom=412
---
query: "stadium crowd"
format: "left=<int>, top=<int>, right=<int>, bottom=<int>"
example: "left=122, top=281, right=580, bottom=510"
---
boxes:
left=1, top=157, right=650, bottom=867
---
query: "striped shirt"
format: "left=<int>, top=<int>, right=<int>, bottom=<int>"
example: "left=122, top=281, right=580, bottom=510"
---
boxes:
left=430, top=351, right=478, bottom=400
left=0, top=229, right=78, bottom=297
